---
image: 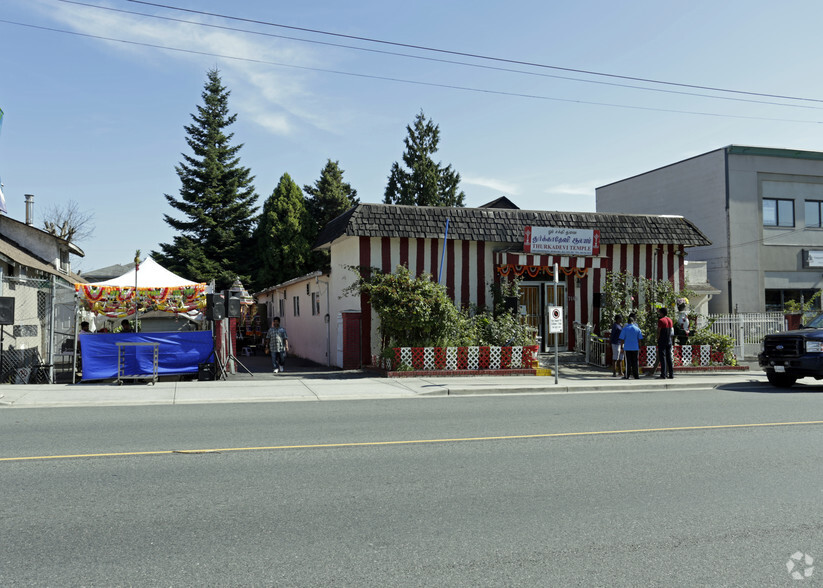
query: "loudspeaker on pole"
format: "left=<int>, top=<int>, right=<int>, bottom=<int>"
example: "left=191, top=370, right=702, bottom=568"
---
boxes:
left=225, top=295, right=241, bottom=318
left=206, top=293, right=225, bottom=321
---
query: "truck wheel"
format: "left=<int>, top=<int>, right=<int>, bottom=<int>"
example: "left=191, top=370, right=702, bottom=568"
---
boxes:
left=767, top=371, right=797, bottom=388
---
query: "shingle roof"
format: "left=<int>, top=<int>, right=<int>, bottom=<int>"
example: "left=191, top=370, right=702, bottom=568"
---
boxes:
left=314, top=203, right=711, bottom=248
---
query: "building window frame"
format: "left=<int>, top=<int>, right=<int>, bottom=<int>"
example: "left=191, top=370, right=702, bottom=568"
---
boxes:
left=763, top=197, right=795, bottom=227
left=805, top=200, right=823, bottom=228
left=293, top=296, right=300, bottom=317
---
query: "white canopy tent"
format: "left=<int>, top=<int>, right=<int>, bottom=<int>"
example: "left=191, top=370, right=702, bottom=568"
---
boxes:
left=75, top=257, right=208, bottom=321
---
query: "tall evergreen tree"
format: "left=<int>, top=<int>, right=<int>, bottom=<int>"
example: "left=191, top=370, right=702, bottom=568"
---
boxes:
left=384, top=110, right=466, bottom=207
left=253, top=173, right=312, bottom=291
left=303, top=159, right=359, bottom=270
left=304, top=159, right=359, bottom=232
left=153, top=68, right=258, bottom=290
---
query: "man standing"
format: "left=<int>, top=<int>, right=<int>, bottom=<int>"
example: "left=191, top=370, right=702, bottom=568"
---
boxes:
left=657, top=307, right=674, bottom=379
left=265, top=317, right=289, bottom=374
left=619, top=313, right=644, bottom=380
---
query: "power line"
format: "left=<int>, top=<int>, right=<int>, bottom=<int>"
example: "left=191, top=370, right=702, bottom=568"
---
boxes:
left=3, top=17, right=822, bottom=126
left=54, top=0, right=823, bottom=111
left=127, top=0, right=823, bottom=105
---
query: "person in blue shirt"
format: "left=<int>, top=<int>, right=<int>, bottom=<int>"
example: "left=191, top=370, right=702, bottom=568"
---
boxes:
left=618, top=313, right=644, bottom=379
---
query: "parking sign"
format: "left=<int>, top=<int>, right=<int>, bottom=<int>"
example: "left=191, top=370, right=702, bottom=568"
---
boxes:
left=549, top=306, right=563, bottom=333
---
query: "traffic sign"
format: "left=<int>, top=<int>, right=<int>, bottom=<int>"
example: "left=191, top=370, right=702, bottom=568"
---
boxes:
left=549, top=306, right=563, bottom=333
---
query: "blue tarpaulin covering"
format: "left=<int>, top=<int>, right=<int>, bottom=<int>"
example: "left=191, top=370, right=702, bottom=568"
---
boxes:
left=80, top=331, right=213, bottom=381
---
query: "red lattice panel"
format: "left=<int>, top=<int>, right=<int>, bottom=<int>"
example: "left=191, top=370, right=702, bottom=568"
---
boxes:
left=393, top=348, right=402, bottom=371
left=501, top=347, right=512, bottom=369
left=434, top=347, right=447, bottom=370
left=711, top=351, right=724, bottom=364
left=479, top=347, right=490, bottom=369
left=457, top=346, right=468, bottom=370
left=411, top=347, right=425, bottom=370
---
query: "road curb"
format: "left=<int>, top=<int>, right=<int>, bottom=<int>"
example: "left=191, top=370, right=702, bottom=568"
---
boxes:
left=428, top=381, right=723, bottom=396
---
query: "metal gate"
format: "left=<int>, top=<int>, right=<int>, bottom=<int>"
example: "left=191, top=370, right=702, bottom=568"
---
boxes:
left=0, top=276, right=75, bottom=384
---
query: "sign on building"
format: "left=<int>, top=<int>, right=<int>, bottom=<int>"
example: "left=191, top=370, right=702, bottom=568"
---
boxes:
left=524, top=226, right=601, bottom=256
left=804, top=249, right=823, bottom=268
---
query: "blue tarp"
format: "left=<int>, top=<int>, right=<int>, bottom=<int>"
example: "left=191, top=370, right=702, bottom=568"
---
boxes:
left=80, top=331, right=213, bottom=381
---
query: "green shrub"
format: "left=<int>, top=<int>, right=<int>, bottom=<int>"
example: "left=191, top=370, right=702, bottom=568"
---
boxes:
left=689, top=328, right=737, bottom=366
left=347, top=264, right=536, bottom=351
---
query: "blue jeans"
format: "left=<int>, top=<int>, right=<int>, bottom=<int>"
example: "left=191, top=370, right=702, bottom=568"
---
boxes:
left=271, top=351, right=286, bottom=371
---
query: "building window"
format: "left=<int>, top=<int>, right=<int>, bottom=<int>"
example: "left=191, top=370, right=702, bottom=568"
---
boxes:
left=806, top=200, right=823, bottom=228
left=293, top=296, right=300, bottom=317
left=311, top=292, right=321, bottom=315
left=278, top=299, right=285, bottom=319
left=763, top=198, right=794, bottom=227
left=59, top=250, right=70, bottom=273
left=765, top=288, right=819, bottom=312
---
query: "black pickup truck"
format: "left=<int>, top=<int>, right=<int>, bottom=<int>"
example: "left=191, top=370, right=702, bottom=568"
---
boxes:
left=759, top=313, right=823, bottom=387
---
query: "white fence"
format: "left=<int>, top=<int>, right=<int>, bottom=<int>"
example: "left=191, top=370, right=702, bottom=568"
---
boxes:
left=574, top=311, right=791, bottom=366
left=697, top=312, right=786, bottom=359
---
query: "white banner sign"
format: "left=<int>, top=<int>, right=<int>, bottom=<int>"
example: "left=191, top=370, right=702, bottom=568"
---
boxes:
left=524, top=226, right=600, bottom=255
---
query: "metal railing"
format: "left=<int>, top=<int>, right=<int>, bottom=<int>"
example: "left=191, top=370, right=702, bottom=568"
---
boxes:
left=697, top=312, right=786, bottom=359
left=572, top=321, right=608, bottom=367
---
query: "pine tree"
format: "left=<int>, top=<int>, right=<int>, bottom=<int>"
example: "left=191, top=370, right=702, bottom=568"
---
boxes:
left=303, top=159, right=359, bottom=270
left=253, top=173, right=312, bottom=291
left=304, top=159, right=359, bottom=232
left=384, top=110, right=466, bottom=207
left=153, top=68, right=258, bottom=290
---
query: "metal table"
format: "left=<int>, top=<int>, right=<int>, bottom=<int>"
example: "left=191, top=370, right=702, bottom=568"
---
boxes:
left=116, top=342, right=159, bottom=385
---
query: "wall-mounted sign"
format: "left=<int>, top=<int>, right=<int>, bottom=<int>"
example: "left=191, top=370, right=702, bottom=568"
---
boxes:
left=524, top=226, right=601, bottom=256
left=806, top=250, right=823, bottom=268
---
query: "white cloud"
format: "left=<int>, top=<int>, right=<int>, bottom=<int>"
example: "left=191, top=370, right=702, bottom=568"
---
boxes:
left=40, top=0, right=336, bottom=136
left=462, top=175, right=519, bottom=195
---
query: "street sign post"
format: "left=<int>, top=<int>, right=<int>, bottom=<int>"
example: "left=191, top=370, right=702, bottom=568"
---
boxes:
left=552, top=263, right=560, bottom=384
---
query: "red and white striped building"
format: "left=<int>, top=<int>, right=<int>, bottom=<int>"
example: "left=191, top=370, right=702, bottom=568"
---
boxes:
left=272, top=202, right=711, bottom=368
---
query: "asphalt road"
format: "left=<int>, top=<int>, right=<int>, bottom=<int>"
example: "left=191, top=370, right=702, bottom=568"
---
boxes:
left=2, top=385, right=823, bottom=586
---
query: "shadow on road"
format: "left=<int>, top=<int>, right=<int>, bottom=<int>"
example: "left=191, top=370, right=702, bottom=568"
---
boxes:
left=716, top=381, right=823, bottom=394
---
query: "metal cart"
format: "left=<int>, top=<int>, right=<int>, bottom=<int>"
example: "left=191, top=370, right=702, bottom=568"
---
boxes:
left=116, top=342, right=159, bottom=385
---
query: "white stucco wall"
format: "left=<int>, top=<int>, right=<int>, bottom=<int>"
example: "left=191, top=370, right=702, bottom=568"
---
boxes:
left=257, top=273, right=331, bottom=367
left=328, top=237, right=362, bottom=368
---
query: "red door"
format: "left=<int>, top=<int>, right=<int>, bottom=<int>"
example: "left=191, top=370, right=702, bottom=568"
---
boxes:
left=342, top=312, right=362, bottom=369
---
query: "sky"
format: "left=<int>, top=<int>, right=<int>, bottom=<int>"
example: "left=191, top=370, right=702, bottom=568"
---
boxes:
left=2, top=0, right=823, bottom=274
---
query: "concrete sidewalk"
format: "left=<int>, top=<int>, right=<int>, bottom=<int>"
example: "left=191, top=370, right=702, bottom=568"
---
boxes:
left=0, top=352, right=772, bottom=408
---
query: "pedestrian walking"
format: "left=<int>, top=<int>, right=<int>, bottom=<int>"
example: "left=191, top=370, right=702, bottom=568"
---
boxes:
left=657, top=307, right=675, bottom=379
left=264, top=317, right=289, bottom=374
left=619, top=313, right=644, bottom=379
left=610, top=314, right=625, bottom=377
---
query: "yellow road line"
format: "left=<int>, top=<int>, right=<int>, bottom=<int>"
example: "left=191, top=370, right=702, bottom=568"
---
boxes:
left=2, top=419, right=822, bottom=462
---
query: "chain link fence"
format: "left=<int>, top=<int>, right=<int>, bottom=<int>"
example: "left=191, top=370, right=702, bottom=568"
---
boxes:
left=0, top=276, right=76, bottom=384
